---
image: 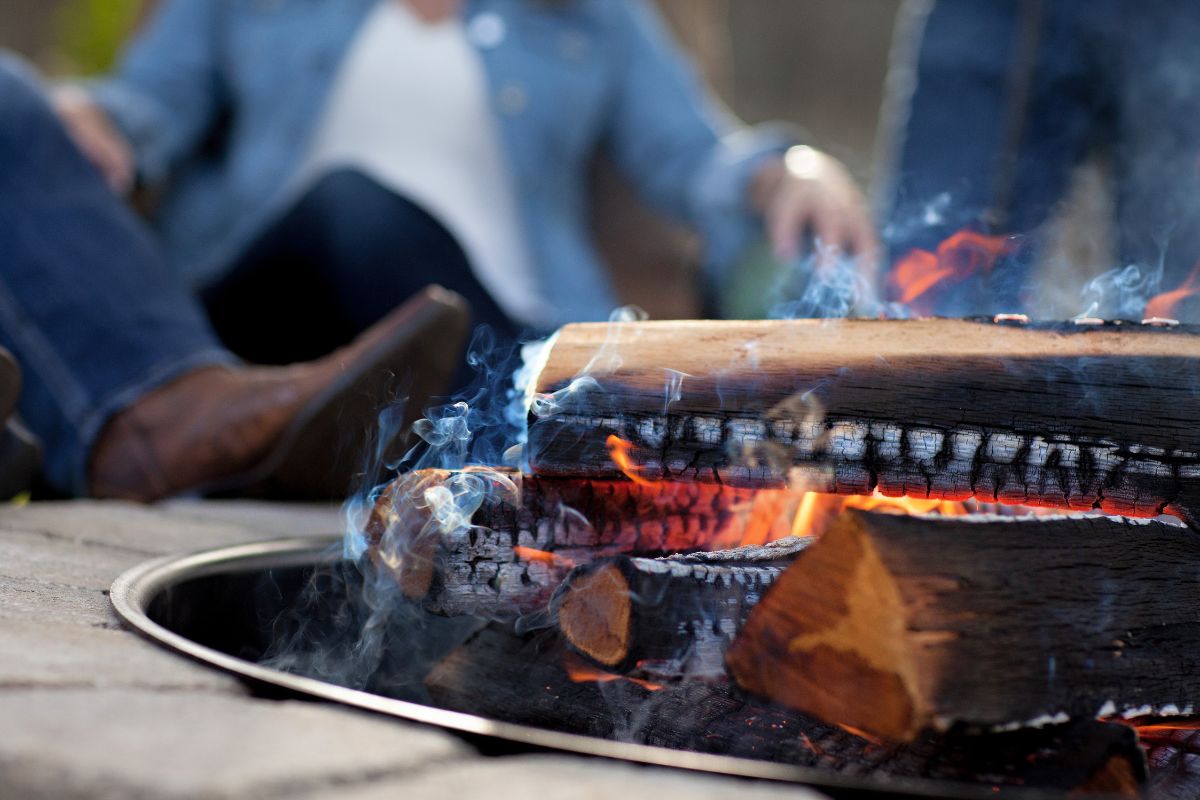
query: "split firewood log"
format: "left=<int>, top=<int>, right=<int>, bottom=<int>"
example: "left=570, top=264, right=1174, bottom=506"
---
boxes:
left=552, top=536, right=810, bottom=677
left=525, top=319, right=1200, bottom=524
left=726, top=509, right=1200, bottom=742
left=424, top=624, right=1145, bottom=796
left=364, top=467, right=800, bottom=618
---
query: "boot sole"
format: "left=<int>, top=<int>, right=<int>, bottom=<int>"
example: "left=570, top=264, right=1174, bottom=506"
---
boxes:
left=206, top=285, right=471, bottom=500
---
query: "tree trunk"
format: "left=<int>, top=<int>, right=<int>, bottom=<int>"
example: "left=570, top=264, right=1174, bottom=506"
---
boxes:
left=525, top=318, right=1200, bottom=525
left=726, top=510, right=1200, bottom=742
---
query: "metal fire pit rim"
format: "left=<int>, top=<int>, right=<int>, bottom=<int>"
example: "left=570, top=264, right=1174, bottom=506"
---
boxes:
left=109, top=535, right=1068, bottom=800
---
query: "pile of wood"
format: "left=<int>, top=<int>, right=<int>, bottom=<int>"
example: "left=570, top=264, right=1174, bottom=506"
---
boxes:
left=361, top=318, right=1200, bottom=796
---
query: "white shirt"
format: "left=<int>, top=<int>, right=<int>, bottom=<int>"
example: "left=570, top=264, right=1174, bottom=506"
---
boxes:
left=294, top=0, right=551, bottom=327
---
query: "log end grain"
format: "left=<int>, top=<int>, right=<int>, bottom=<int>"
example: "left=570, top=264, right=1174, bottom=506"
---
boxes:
left=555, top=563, right=632, bottom=669
left=726, top=512, right=930, bottom=741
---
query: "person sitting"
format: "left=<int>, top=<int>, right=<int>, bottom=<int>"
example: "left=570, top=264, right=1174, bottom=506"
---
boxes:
left=0, top=54, right=469, bottom=502
left=54, top=0, right=878, bottom=364
left=877, top=0, right=1200, bottom=320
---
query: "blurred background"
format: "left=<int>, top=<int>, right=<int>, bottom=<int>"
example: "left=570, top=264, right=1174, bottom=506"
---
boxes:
left=0, top=0, right=1101, bottom=318
left=0, top=0, right=897, bottom=179
left=0, top=0, right=901, bottom=319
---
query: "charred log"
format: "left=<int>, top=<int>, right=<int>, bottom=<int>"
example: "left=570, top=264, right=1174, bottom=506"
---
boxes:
left=726, top=510, right=1200, bottom=742
left=365, top=468, right=799, bottom=618
left=552, top=537, right=810, bottom=677
left=526, top=319, right=1200, bottom=524
left=424, top=625, right=1145, bottom=796
left=1137, top=722, right=1200, bottom=800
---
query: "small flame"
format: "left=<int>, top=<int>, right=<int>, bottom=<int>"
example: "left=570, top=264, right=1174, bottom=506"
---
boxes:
left=838, top=723, right=885, bottom=746
left=563, top=651, right=662, bottom=691
left=1144, top=260, right=1200, bottom=321
left=790, top=490, right=972, bottom=538
left=888, top=229, right=1019, bottom=315
left=606, top=435, right=659, bottom=486
left=512, top=546, right=576, bottom=570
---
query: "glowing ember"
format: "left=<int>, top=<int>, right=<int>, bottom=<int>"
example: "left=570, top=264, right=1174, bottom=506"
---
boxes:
left=513, top=546, right=576, bottom=570
left=1144, top=260, right=1200, bottom=321
left=888, top=229, right=1019, bottom=315
left=563, top=651, right=662, bottom=691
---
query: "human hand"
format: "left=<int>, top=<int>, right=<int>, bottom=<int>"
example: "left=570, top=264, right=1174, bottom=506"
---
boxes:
left=751, top=145, right=879, bottom=279
left=51, top=86, right=135, bottom=195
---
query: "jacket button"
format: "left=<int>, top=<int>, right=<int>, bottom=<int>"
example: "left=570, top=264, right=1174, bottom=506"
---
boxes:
left=498, top=84, right=527, bottom=115
left=468, top=13, right=507, bottom=49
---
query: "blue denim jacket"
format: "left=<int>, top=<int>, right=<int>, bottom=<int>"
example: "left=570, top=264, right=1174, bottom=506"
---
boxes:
left=89, top=0, right=790, bottom=325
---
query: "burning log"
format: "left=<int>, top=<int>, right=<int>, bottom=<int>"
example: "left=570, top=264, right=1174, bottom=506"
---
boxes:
left=552, top=537, right=809, bottom=678
left=726, top=510, right=1200, bottom=743
left=424, top=625, right=1146, bottom=796
left=365, top=468, right=799, bottom=618
left=1137, top=721, right=1200, bottom=800
left=526, top=319, right=1200, bottom=524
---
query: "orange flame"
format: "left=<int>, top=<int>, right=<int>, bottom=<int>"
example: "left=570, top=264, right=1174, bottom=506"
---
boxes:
left=1144, top=260, right=1200, bottom=321
left=563, top=651, right=662, bottom=691
left=512, top=546, right=576, bottom=570
left=889, top=230, right=1019, bottom=315
left=606, top=434, right=659, bottom=486
left=790, top=489, right=973, bottom=538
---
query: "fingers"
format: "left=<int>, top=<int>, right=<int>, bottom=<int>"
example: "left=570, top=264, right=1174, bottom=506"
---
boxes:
left=51, top=87, right=135, bottom=195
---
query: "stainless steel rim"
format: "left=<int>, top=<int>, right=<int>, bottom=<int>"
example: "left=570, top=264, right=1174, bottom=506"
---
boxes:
left=110, top=536, right=1049, bottom=800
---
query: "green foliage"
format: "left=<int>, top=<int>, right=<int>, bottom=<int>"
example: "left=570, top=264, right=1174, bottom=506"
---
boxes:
left=52, top=0, right=145, bottom=75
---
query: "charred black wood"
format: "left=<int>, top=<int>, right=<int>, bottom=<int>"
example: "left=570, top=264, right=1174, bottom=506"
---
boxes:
left=552, top=537, right=809, bottom=677
left=365, top=468, right=798, bottom=619
left=1140, top=724, right=1200, bottom=800
left=526, top=319, right=1200, bottom=525
left=423, top=625, right=1145, bottom=796
left=727, top=511, right=1200, bottom=742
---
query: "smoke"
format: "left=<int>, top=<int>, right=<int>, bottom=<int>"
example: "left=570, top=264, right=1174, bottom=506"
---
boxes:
left=261, top=323, right=533, bottom=697
left=1075, top=262, right=1164, bottom=321
left=262, top=306, right=657, bottom=698
left=766, top=242, right=891, bottom=320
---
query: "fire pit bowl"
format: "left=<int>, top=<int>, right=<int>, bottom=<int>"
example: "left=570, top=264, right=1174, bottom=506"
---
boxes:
left=109, top=536, right=1070, bottom=800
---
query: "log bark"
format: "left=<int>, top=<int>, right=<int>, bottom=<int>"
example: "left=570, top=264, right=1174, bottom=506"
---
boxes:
left=424, top=625, right=1146, bottom=796
left=525, top=318, right=1200, bottom=525
left=552, top=537, right=810, bottom=677
left=365, top=467, right=800, bottom=618
left=726, top=510, right=1200, bottom=742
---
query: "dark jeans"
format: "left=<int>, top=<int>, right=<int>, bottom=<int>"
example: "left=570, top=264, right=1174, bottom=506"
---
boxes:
left=203, top=169, right=519, bottom=365
left=886, top=0, right=1200, bottom=318
left=0, top=56, right=232, bottom=494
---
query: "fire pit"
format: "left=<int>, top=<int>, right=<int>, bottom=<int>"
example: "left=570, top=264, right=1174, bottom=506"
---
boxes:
left=113, top=317, right=1200, bottom=799
left=110, top=535, right=1123, bottom=800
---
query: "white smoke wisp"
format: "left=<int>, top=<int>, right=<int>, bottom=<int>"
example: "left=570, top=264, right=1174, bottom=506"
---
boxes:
left=1076, top=262, right=1165, bottom=321
left=767, top=242, right=892, bottom=320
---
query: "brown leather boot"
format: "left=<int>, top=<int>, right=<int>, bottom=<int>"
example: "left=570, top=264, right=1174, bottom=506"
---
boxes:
left=89, top=286, right=470, bottom=502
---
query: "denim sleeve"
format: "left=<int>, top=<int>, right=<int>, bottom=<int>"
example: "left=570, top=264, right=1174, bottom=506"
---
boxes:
left=80, top=0, right=222, bottom=186
left=603, top=0, right=799, bottom=283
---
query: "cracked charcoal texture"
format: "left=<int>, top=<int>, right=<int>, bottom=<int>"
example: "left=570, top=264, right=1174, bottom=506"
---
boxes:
left=552, top=537, right=810, bottom=676
left=527, top=319, right=1200, bottom=524
left=367, top=468, right=798, bottom=618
